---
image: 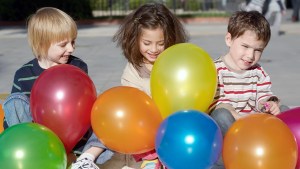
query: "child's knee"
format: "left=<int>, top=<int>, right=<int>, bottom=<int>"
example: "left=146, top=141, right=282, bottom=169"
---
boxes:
left=210, top=108, right=232, bottom=121
left=3, top=93, right=32, bottom=127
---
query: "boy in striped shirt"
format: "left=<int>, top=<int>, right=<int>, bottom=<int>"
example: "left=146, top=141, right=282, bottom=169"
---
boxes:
left=210, top=10, right=289, bottom=169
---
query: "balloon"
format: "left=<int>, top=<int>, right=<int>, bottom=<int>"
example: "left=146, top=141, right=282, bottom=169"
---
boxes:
left=91, top=86, right=163, bottom=154
left=30, top=64, right=97, bottom=152
left=155, top=110, right=222, bottom=169
left=151, top=43, right=217, bottom=118
left=277, top=107, right=300, bottom=169
left=0, top=104, right=4, bottom=133
left=223, top=113, right=297, bottom=169
left=0, top=123, right=66, bottom=169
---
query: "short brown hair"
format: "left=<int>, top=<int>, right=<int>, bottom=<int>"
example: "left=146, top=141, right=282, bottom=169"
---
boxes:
left=228, top=10, right=271, bottom=47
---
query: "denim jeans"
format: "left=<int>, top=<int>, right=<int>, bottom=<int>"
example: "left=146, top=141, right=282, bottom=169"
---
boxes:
left=210, top=108, right=231, bottom=169
left=83, top=133, right=114, bottom=164
left=210, top=108, right=234, bottom=138
left=2, top=93, right=32, bottom=128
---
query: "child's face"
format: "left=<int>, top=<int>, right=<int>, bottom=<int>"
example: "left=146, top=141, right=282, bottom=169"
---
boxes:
left=139, top=27, right=165, bottom=64
left=46, top=39, right=75, bottom=67
left=225, top=30, right=266, bottom=71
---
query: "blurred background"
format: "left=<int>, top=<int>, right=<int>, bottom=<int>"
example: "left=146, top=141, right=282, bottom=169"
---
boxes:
left=0, top=0, right=294, bottom=22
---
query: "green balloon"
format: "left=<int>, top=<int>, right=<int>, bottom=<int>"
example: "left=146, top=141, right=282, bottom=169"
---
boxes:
left=0, top=123, right=67, bottom=169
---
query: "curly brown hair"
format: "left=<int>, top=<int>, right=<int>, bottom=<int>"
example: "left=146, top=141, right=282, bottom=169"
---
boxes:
left=113, top=2, right=189, bottom=69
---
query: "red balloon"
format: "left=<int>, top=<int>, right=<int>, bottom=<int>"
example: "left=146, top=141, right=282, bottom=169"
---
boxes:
left=31, top=64, right=97, bottom=152
left=277, top=107, right=300, bottom=169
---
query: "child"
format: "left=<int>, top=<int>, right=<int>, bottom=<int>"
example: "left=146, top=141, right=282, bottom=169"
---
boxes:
left=209, top=10, right=289, bottom=169
left=3, top=7, right=87, bottom=128
left=113, top=2, right=189, bottom=169
left=2, top=7, right=112, bottom=169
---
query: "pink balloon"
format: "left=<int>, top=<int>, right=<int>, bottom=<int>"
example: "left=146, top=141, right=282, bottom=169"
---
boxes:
left=277, top=107, right=300, bottom=169
left=31, top=64, right=97, bottom=152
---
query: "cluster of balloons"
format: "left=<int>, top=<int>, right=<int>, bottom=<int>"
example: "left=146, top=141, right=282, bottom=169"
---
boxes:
left=89, top=43, right=221, bottom=168
left=149, top=43, right=222, bottom=168
left=0, top=65, right=97, bottom=168
left=2, top=43, right=297, bottom=169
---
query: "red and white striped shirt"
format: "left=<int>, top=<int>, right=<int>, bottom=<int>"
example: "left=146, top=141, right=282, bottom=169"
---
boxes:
left=209, top=56, right=275, bottom=116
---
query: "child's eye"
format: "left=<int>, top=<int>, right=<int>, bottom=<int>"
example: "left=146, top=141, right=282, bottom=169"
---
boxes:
left=255, top=49, right=263, bottom=53
left=59, top=43, right=67, bottom=47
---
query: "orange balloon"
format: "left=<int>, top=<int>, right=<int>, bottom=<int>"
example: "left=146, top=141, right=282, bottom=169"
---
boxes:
left=0, top=94, right=8, bottom=133
left=0, top=104, right=4, bottom=133
left=223, top=113, right=297, bottom=169
left=91, top=86, right=163, bottom=154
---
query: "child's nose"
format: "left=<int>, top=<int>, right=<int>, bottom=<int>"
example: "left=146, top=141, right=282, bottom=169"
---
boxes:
left=150, top=45, right=158, bottom=53
left=66, top=43, right=75, bottom=52
left=247, top=49, right=255, bottom=60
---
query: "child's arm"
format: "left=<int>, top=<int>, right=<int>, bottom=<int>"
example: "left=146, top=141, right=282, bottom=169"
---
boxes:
left=256, top=66, right=280, bottom=115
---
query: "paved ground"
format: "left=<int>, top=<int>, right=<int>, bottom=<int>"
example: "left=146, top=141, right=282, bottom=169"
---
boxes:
left=0, top=11, right=299, bottom=107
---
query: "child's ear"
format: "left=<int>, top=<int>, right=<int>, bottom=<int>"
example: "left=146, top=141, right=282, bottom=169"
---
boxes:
left=225, top=32, right=232, bottom=47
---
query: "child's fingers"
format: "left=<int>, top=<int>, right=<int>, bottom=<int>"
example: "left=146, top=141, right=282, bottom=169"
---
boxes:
left=267, top=102, right=280, bottom=115
left=264, top=102, right=270, bottom=111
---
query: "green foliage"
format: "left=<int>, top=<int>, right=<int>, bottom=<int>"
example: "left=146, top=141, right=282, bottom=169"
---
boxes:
left=60, top=0, right=93, bottom=20
left=0, top=0, right=93, bottom=21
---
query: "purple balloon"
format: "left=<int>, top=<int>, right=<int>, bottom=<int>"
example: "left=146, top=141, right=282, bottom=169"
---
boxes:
left=277, top=107, right=300, bottom=169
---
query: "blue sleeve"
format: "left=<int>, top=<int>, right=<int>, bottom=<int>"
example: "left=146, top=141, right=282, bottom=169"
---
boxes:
left=69, top=56, right=88, bottom=74
left=11, top=71, right=22, bottom=94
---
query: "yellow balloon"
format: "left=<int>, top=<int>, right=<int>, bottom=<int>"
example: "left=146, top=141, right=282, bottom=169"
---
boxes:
left=150, top=43, right=217, bottom=118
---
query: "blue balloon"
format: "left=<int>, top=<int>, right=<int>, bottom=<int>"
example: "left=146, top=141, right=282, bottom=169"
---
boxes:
left=155, top=110, right=222, bottom=169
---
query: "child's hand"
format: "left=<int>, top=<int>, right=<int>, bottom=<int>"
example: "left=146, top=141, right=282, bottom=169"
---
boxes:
left=264, top=101, right=280, bottom=115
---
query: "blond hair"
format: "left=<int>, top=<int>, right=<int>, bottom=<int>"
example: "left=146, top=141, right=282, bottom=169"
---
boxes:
left=27, top=7, right=77, bottom=59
